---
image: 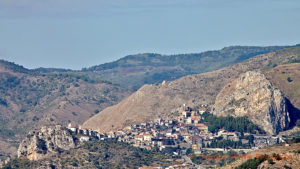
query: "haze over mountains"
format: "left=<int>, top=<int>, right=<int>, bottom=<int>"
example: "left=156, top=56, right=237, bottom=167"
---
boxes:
left=33, top=45, right=293, bottom=89
left=1, top=44, right=300, bottom=162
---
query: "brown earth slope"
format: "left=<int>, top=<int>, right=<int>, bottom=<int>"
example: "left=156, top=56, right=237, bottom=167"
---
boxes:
left=83, top=47, right=300, bottom=133
left=220, top=143, right=300, bottom=169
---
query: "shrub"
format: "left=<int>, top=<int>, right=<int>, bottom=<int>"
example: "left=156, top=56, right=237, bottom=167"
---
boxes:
left=272, top=153, right=281, bottom=160
left=268, top=159, right=275, bottom=164
left=32, top=116, right=40, bottom=121
left=37, top=138, right=47, bottom=153
left=0, top=98, right=8, bottom=106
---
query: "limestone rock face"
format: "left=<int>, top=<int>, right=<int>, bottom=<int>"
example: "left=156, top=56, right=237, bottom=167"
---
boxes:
left=17, top=125, right=75, bottom=161
left=212, top=71, right=290, bottom=135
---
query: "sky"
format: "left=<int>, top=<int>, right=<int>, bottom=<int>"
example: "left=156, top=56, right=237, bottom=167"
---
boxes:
left=0, top=0, right=299, bottom=70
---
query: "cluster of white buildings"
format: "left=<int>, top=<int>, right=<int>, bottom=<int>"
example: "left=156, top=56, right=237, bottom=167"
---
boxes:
left=67, top=106, right=283, bottom=156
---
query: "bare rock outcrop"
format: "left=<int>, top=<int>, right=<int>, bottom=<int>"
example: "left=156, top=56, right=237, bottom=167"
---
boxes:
left=212, top=71, right=290, bottom=135
left=83, top=46, right=300, bottom=133
left=17, top=125, right=75, bottom=161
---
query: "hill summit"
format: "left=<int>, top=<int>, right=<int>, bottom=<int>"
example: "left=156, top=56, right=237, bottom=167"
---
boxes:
left=82, top=46, right=290, bottom=89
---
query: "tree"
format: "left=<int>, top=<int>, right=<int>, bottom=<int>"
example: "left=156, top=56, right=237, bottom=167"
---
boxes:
left=37, top=138, right=47, bottom=153
left=287, top=77, right=293, bottom=82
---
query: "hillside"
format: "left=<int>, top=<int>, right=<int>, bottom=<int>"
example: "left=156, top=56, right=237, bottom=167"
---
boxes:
left=1, top=125, right=180, bottom=168
left=265, top=63, right=300, bottom=127
left=0, top=60, right=132, bottom=159
left=82, top=46, right=291, bottom=89
left=83, top=46, right=300, bottom=133
left=220, top=142, right=300, bottom=169
left=33, top=67, right=73, bottom=73
left=3, top=140, right=179, bottom=169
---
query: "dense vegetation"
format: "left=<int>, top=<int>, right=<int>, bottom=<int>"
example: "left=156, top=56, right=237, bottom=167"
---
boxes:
left=82, top=46, right=291, bottom=89
left=1, top=140, right=179, bottom=169
left=200, top=112, right=265, bottom=134
left=207, top=139, right=251, bottom=149
left=235, top=154, right=269, bottom=169
left=190, top=151, right=238, bottom=166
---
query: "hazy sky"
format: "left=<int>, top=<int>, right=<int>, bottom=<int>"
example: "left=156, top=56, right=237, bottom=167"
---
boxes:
left=0, top=0, right=299, bottom=69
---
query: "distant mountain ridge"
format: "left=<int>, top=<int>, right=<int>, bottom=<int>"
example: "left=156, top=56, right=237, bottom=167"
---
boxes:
left=0, top=60, right=35, bottom=75
left=82, top=45, right=293, bottom=89
left=0, top=44, right=298, bottom=160
left=33, top=67, right=73, bottom=73
left=83, top=46, right=300, bottom=133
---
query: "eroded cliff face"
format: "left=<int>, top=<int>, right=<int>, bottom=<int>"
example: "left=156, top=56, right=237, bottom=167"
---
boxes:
left=212, top=71, right=290, bottom=135
left=17, top=125, right=75, bottom=161
left=83, top=47, right=300, bottom=133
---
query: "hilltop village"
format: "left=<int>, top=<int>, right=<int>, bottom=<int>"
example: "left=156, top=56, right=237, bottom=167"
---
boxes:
left=67, top=105, right=284, bottom=158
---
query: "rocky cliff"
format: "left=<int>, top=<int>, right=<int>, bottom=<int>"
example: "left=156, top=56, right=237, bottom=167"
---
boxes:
left=17, top=125, right=75, bottom=161
left=83, top=46, right=300, bottom=133
left=212, top=71, right=290, bottom=135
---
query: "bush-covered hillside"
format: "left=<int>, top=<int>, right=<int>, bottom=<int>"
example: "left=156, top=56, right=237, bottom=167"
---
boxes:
left=200, top=112, right=265, bottom=134
left=1, top=140, right=179, bottom=169
left=83, top=46, right=292, bottom=89
left=0, top=60, right=132, bottom=160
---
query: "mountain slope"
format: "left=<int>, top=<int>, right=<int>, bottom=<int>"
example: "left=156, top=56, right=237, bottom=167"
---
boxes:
left=265, top=63, right=300, bottom=127
left=82, top=46, right=291, bottom=89
left=83, top=46, right=300, bottom=133
left=212, top=71, right=290, bottom=135
left=0, top=60, right=132, bottom=159
left=3, top=140, right=179, bottom=169
left=220, top=142, right=300, bottom=169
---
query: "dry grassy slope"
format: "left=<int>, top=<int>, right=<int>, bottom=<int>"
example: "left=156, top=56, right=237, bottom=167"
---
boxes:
left=0, top=61, right=132, bottom=158
left=265, top=63, right=300, bottom=110
left=83, top=46, right=300, bottom=132
left=219, top=143, right=300, bottom=169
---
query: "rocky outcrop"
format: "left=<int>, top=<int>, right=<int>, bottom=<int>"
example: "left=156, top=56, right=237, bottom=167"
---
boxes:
left=17, top=125, right=75, bottom=161
left=212, top=71, right=290, bottom=135
left=83, top=46, right=300, bottom=133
